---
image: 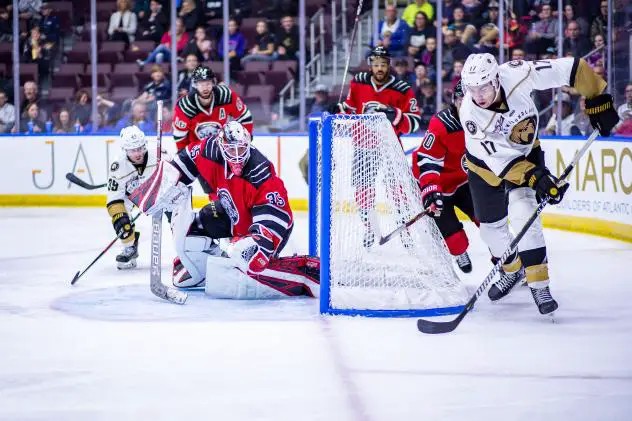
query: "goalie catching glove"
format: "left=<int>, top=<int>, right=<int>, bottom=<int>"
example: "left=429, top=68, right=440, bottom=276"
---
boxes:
left=228, top=225, right=279, bottom=273
left=525, top=166, right=569, bottom=204
left=585, top=93, right=619, bottom=137
left=420, top=184, right=444, bottom=217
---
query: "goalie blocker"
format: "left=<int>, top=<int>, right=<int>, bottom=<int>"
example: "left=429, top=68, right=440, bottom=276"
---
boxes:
left=130, top=121, right=320, bottom=299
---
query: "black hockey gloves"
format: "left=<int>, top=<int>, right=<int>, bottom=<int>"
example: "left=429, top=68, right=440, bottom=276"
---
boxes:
left=585, top=94, right=619, bottom=137
left=365, top=104, right=402, bottom=126
left=112, top=211, right=134, bottom=240
left=327, top=103, right=345, bottom=114
left=526, top=167, right=569, bottom=204
left=421, top=184, right=444, bottom=217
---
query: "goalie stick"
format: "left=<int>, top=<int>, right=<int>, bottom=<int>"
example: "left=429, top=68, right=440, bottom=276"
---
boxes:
left=417, top=129, right=600, bottom=334
left=65, top=172, right=106, bottom=190
left=70, top=212, right=141, bottom=285
left=338, top=0, right=365, bottom=103
left=149, top=100, right=188, bottom=305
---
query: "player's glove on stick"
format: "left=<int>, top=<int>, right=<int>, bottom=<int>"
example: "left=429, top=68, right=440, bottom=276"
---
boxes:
left=526, top=167, right=569, bottom=204
left=328, top=103, right=346, bottom=114
left=365, top=104, right=402, bottom=126
left=112, top=211, right=134, bottom=240
left=420, top=184, right=444, bottom=217
left=585, top=94, right=619, bottom=137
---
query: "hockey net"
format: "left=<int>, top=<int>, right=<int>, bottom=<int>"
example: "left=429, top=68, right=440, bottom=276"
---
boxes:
left=311, top=113, right=468, bottom=316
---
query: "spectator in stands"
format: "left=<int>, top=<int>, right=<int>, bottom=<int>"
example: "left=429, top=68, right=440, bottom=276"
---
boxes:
left=525, top=4, right=558, bottom=55
left=418, top=36, right=437, bottom=70
left=542, top=93, right=582, bottom=136
left=178, top=0, right=199, bottom=33
left=573, top=96, right=592, bottom=136
left=449, top=59, right=463, bottom=90
left=71, top=89, right=91, bottom=126
left=160, top=101, right=172, bottom=133
left=590, top=1, right=608, bottom=43
left=484, top=1, right=499, bottom=26
left=138, top=65, right=171, bottom=109
left=53, top=108, right=74, bottom=133
left=16, top=102, right=45, bottom=133
left=218, top=18, right=246, bottom=75
left=271, top=84, right=334, bottom=132
left=114, top=100, right=153, bottom=132
left=241, top=20, right=277, bottom=63
left=402, top=0, right=434, bottom=27
left=617, top=83, right=632, bottom=122
left=473, top=24, right=499, bottom=56
left=0, top=8, right=11, bottom=42
left=413, top=63, right=428, bottom=88
left=137, top=17, right=190, bottom=67
left=232, top=0, right=252, bottom=21
left=460, top=0, right=485, bottom=26
left=563, top=21, right=591, bottom=58
left=137, top=0, right=167, bottom=43
left=203, top=0, right=222, bottom=30
left=407, top=12, right=433, bottom=57
left=21, top=81, right=42, bottom=117
left=182, top=26, right=213, bottom=62
left=108, top=0, right=137, bottom=46
left=394, top=58, right=415, bottom=85
left=275, top=15, right=299, bottom=60
left=438, top=0, right=457, bottom=27
left=177, top=53, right=199, bottom=95
left=586, top=34, right=605, bottom=67
left=511, top=48, right=526, bottom=61
left=0, top=90, right=15, bottom=133
left=563, top=4, right=589, bottom=37
left=442, top=29, right=472, bottom=80
left=134, top=0, right=150, bottom=19
left=416, top=79, right=436, bottom=129
left=15, top=0, right=41, bottom=27
left=376, top=5, right=410, bottom=57
left=38, top=3, right=59, bottom=46
left=593, top=64, right=605, bottom=81
left=22, top=27, right=53, bottom=79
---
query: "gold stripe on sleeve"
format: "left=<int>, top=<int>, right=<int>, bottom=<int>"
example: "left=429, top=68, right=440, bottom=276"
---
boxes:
left=107, top=201, right=126, bottom=217
left=466, top=159, right=503, bottom=187
left=503, top=160, right=536, bottom=185
left=572, top=59, right=607, bottom=98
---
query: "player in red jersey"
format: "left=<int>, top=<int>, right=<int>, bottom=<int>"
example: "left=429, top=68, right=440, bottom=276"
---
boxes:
left=412, top=80, right=479, bottom=273
left=131, top=121, right=319, bottom=299
left=172, top=65, right=253, bottom=152
left=332, top=46, right=423, bottom=247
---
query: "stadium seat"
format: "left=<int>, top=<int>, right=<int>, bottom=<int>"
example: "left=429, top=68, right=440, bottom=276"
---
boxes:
left=20, top=64, right=39, bottom=84
left=263, top=70, right=290, bottom=92
left=48, top=87, right=75, bottom=110
left=97, top=2, right=118, bottom=22
left=243, top=61, right=271, bottom=73
left=111, top=86, right=140, bottom=103
left=66, top=42, right=91, bottom=64
left=272, top=60, right=297, bottom=76
left=54, top=63, right=84, bottom=89
left=238, top=71, right=264, bottom=87
left=232, top=83, right=246, bottom=98
left=99, top=41, right=126, bottom=64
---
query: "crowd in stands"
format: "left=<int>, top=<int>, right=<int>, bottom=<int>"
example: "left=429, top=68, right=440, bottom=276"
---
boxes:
left=0, top=0, right=629, bottom=135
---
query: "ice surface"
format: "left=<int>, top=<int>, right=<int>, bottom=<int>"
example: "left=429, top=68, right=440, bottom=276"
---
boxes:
left=0, top=208, right=631, bottom=421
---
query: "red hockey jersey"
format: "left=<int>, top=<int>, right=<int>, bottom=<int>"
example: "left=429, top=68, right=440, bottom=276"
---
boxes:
left=172, top=85, right=253, bottom=151
left=171, top=137, right=293, bottom=253
left=342, top=72, right=422, bottom=135
left=412, top=106, right=468, bottom=195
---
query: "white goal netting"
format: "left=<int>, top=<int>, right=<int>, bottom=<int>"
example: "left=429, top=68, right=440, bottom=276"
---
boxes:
left=314, top=113, right=468, bottom=314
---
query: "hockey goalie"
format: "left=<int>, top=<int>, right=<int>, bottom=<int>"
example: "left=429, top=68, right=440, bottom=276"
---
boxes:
left=131, top=121, right=319, bottom=299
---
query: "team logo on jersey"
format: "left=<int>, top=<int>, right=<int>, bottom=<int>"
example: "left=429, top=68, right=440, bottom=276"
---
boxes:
left=190, top=144, right=201, bottom=159
left=236, top=98, right=244, bottom=111
left=217, top=188, right=239, bottom=225
left=510, top=116, right=537, bottom=145
left=174, top=118, right=187, bottom=130
left=461, top=155, right=468, bottom=172
left=465, top=120, right=477, bottom=135
left=110, top=161, right=119, bottom=171
left=194, top=121, right=222, bottom=141
left=508, top=60, right=524, bottom=68
left=362, top=101, right=386, bottom=113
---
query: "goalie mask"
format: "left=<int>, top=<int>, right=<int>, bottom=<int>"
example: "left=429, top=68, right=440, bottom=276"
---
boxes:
left=119, top=125, right=147, bottom=164
left=461, top=53, right=500, bottom=108
left=217, top=121, right=251, bottom=176
left=191, top=65, right=216, bottom=100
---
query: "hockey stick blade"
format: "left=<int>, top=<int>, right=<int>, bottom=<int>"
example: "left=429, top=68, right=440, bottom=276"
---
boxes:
left=379, top=209, right=431, bottom=245
left=70, top=270, right=81, bottom=285
left=66, top=173, right=106, bottom=190
left=416, top=129, right=600, bottom=334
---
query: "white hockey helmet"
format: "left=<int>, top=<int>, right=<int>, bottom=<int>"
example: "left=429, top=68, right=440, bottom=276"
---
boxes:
left=461, top=53, right=499, bottom=88
left=217, top=121, right=251, bottom=176
left=120, top=126, right=147, bottom=151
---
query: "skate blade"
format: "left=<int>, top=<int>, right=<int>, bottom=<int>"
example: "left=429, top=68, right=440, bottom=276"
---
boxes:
left=547, top=311, right=556, bottom=323
left=117, top=260, right=137, bottom=270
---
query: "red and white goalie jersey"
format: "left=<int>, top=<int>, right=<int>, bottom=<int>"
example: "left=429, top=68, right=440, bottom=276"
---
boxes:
left=412, top=105, right=467, bottom=195
left=171, top=136, right=293, bottom=253
left=172, top=85, right=253, bottom=151
left=342, top=72, right=422, bottom=136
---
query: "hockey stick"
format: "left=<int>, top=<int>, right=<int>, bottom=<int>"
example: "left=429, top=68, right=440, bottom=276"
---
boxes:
left=378, top=209, right=432, bottom=245
left=149, top=100, right=188, bottom=305
left=417, top=129, right=600, bottom=334
left=66, top=172, right=106, bottom=190
left=70, top=212, right=142, bottom=285
left=338, top=0, right=365, bottom=103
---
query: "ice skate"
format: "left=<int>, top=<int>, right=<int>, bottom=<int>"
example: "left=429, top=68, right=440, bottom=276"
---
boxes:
left=116, top=232, right=140, bottom=269
left=455, top=251, right=472, bottom=273
left=530, top=285, right=559, bottom=315
left=488, top=266, right=525, bottom=301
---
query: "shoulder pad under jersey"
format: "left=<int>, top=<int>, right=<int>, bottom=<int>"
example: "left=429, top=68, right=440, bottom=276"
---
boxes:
left=387, top=79, right=412, bottom=94
left=177, top=92, right=199, bottom=119
left=354, top=72, right=372, bottom=84
left=241, top=148, right=272, bottom=188
left=435, top=106, right=463, bottom=133
left=201, top=137, right=224, bottom=163
left=213, top=85, right=233, bottom=106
